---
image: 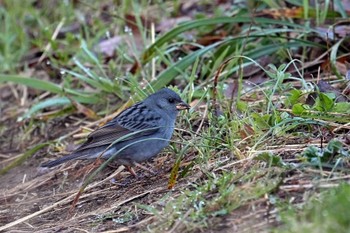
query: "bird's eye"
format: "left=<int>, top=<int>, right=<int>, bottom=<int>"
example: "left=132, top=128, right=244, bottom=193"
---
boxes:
left=168, top=98, right=175, bottom=103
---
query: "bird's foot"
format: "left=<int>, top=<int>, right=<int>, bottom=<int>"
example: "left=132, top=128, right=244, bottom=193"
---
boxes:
left=125, top=165, right=138, bottom=177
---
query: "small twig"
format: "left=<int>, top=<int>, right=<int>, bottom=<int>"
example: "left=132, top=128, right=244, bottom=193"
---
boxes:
left=333, top=122, right=350, bottom=133
left=99, top=227, right=130, bottom=233
left=111, top=187, right=163, bottom=209
left=212, top=58, right=234, bottom=115
left=67, top=188, right=164, bottom=224
left=71, top=228, right=90, bottom=233
left=128, top=216, right=155, bottom=229
left=0, top=153, right=10, bottom=159
left=38, top=19, right=65, bottom=63
left=195, top=103, right=208, bottom=135
left=214, top=157, right=253, bottom=171
left=279, top=183, right=342, bottom=191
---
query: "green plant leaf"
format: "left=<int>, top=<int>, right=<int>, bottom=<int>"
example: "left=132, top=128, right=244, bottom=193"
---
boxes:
left=254, top=152, right=286, bottom=167
left=285, top=89, right=303, bottom=107
left=316, top=92, right=334, bottom=111
left=292, top=103, right=306, bottom=115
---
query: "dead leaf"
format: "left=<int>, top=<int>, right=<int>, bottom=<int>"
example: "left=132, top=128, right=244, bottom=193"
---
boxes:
left=239, top=124, right=255, bottom=139
left=96, top=36, right=126, bottom=57
left=125, top=13, right=152, bottom=35
left=156, top=16, right=191, bottom=33
left=316, top=25, right=350, bottom=40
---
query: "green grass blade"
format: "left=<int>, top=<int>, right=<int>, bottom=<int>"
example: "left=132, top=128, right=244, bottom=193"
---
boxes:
left=142, top=16, right=315, bottom=63
left=150, top=41, right=221, bottom=90
left=19, top=97, right=71, bottom=120
left=0, top=143, right=50, bottom=175
left=0, top=74, right=63, bottom=94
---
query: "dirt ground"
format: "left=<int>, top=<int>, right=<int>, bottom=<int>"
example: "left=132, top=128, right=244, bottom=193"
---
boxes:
left=0, top=116, right=273, bottom=233
left=1, top=81, right=349, bottom=233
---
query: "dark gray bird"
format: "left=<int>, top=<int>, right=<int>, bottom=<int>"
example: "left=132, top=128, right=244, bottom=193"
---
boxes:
left=41, top=88, right=190, bottom=176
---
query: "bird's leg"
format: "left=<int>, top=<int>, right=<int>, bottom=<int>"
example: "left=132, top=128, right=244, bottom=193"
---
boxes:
left=125, top=165, right=138, bottom=177
left=93, top=158, right=103, bottom=166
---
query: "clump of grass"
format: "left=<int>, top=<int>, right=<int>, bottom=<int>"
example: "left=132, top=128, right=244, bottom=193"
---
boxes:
left=275, top=183, right=350, bottom=233
left=0, top=5, right=29, bottom=72
left=141, top=165, right=283, bottom=232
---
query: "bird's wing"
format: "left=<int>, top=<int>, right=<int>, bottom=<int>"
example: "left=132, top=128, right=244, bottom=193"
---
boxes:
left=74, top=106, right=162, bottom=152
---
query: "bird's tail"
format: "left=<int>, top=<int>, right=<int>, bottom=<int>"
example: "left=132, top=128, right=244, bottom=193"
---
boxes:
left=40, top=152, right=87, bottom=168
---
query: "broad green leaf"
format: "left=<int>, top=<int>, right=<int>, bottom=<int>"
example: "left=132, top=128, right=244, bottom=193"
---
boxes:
left=285, top=89, right=303, bottom=106
left=316, top=93, right=334, bottom=111
left=292, top=103, right=306, bottom=115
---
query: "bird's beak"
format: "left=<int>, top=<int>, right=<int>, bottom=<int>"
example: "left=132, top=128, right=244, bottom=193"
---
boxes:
left=176, top=102, right=190, bottom=110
